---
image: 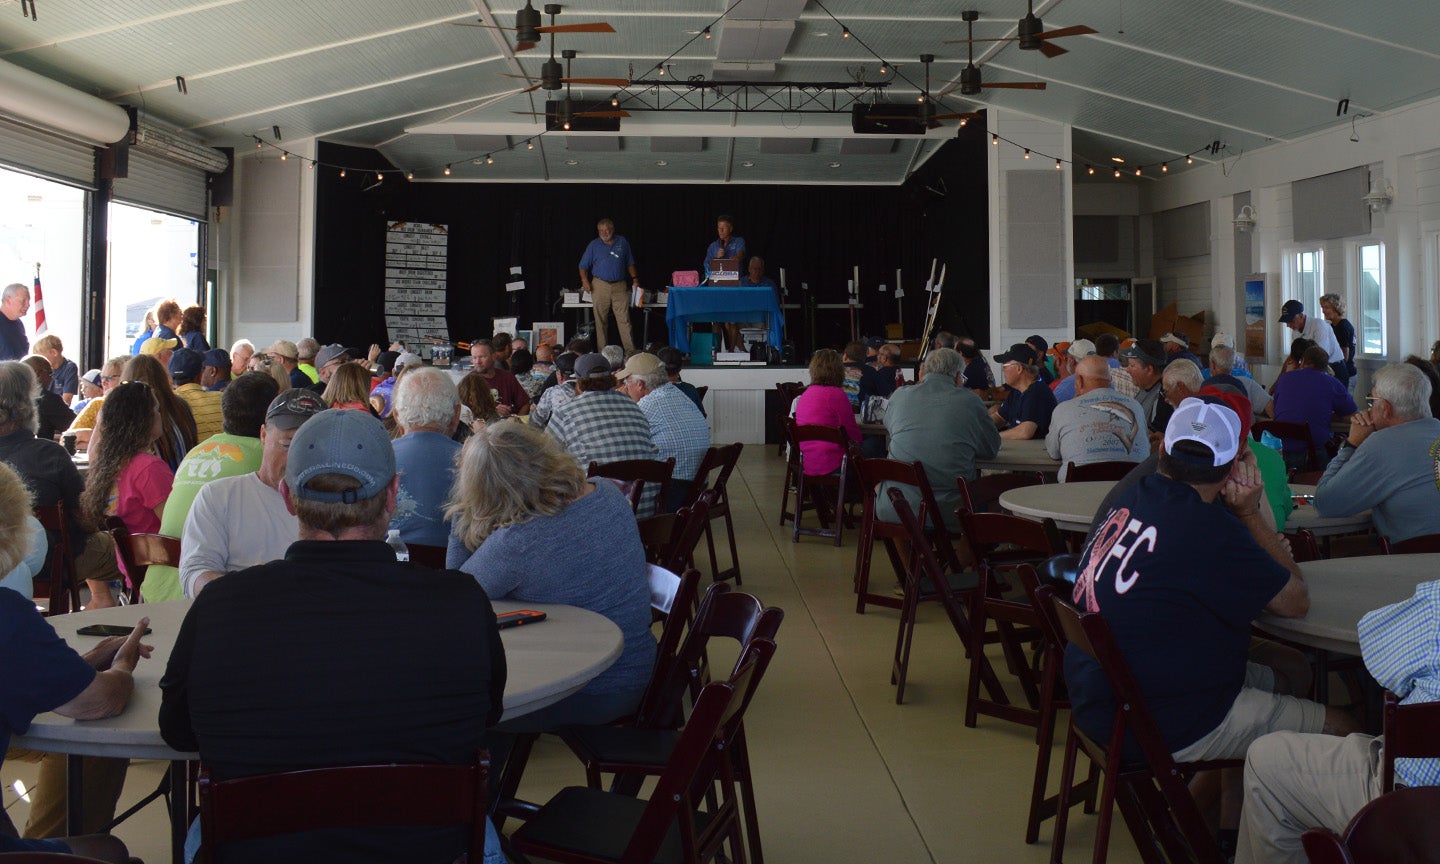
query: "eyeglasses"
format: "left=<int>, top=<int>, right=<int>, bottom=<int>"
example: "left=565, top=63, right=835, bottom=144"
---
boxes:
left=100, top=374, right=120, bottom=382
left=1366, top=395, right=1387, bottom=408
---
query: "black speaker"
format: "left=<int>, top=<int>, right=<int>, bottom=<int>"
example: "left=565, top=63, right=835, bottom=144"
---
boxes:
left=545, top=100, right=621, bottom=133
left=851, top=104, right=926, bottom=135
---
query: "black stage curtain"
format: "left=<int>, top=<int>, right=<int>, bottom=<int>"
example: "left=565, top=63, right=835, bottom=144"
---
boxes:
left=313, top=121, right=989, bottom=357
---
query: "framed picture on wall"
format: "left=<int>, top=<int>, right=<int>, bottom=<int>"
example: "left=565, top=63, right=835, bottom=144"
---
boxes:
left=492, top=316, right=518, bottom=338
left=532, top=322, right=564, bottom=349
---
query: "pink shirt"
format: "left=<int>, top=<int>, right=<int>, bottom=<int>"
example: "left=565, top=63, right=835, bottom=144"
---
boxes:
left=107, top=452, right=174, bottom=535
left=793, top=385, right=861, bottom=475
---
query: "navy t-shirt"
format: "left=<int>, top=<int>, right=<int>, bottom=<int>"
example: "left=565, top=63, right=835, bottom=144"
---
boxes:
left=0, top=316, right=27, bottom=361
left=1063, top=473, right=1290, bottom=759
left=962, top=357, right=993, bottom=390
left=999, top=382, right=1058, bottom=437
left=0, top=587, right=95, bottom=757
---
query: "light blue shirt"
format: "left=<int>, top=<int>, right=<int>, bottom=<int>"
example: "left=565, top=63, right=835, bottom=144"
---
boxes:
left=1359, top=580, right=1440, bottom=788
left=638, top=383, right=711, bottom=481
left=390, top=430, right=461, bottom=547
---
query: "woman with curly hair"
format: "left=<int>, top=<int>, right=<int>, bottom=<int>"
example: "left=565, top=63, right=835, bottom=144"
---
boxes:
left=119, top=354, right=197, bottom=470
left=81, top=381, right=173, bottom=596
left=456, top=371, right=501, bottom=430
left=321, top=362, right=377, bottom=413
left=445, top=421, right=654, bottom=732
left=177, top=305, right=210, bottom=353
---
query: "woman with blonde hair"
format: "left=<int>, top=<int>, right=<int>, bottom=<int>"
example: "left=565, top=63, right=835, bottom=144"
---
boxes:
left=119, top=354, right=197, bottom=471
left=445, top=421, right=655, bottom=732
left=321, top=362, right=376, bottom=413
left=0, top=461, right=46, bottom=598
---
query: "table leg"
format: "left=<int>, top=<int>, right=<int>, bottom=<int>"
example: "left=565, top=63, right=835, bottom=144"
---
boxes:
left=65, top=754, right=84, bottom=835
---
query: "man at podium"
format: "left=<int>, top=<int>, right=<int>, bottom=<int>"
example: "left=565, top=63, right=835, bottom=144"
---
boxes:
left=703, top=216, right=746, bottom=350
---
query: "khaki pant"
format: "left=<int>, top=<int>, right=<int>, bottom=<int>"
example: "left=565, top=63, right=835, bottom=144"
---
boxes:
left=591, top=277, right=634, bottom=352
left=1236, top=732, right=1384, bottom=864
left=4, top=747, right=130, bottom=838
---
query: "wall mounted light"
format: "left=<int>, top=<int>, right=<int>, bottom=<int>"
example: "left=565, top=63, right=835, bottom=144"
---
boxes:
left=1233, top=204, right=1257, bottom=233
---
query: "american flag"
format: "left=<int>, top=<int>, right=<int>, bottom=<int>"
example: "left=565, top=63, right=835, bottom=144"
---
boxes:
left=32, top=268, right=46, bottom=335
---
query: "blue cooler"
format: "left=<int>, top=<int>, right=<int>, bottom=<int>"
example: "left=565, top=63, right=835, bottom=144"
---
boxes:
left=689, top=331, right=715, bottom=365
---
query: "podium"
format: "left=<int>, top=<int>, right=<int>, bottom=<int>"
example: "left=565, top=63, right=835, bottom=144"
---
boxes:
left=665, top=285, right=783, bottom=356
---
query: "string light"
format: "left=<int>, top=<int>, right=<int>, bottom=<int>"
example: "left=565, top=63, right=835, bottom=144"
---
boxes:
left=279, top=151, right=286, bottom=161
left=1187, top=155, right=1194, bottom=165
left=339, top=168, right=346, bottom=178
left=703, top=26, right=711, bottom=39
left=307, top=160, right=314, bottom=170
left=879, top=62, right=887, bottom=75
left=444, top=164, right=451, bottom=176
left=1161, top=162, right=1168, bottom=173
left=527, top=141, right=534, bottom=150
left=991, top=133, right=999, bottom=145
left=486, top=154, right=494, bottom=165
left=562, top=120, right=571, bottom=130
left=1087, top=165, right=1095, bottom=175
left=407, top=171, right=414, bottom=180
left=255, top=140, right=262, bottom=150
left=958, top=118, right=967, bottom=127
left=376, top=172, right=383, bottom=183
left=842, top=26, right=850, bottom=38
left=1055, top=158, right=1062, bottom=170
left=1114, top=169, right=1121, bottom=178
left=1023, top=148, right=1031, bottom=159
left=611, top=95, right=619, bottom=107
left=1134, top=167, right=1141, bottom=176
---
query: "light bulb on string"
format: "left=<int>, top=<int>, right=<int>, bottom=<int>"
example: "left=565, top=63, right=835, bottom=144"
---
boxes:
left=307, top=160, right=314, bottom=170
left=1134, top=167, right=1141, bottom=176
left=842, top=26, right=850, bottom=38
left=444, top=164, right=451, bottom=176
left=255, top=139, right=262, bottom=150
left=562, top=120, right=570, bottom=131
left=991, top=133, right=999, bottom=146
left=1023, top=149, right=1030, bottom=159
left=1187, top=155, right=1194, bottom=165
left=879, top=62, right=887, bottom=75
left=1055, top=158, right=1062, bottom=170
left=527, top=141, right=534, bottom=150
left=487, top=155, right=494, bottom=165
left=958, top=118, right=967, bottom=127
left=376, top=172, right=383, bottom=183
left=339, top=168, right=346, bottom=178
left=1087, top=165, right=1095, bottom=175
left=1114, top=169, right=1121, bottom=178
left=611, top=95, right=619, bottom=107
left=703, top=26, right=711, bottom=39
left=279, top=151, right=286, bottom=161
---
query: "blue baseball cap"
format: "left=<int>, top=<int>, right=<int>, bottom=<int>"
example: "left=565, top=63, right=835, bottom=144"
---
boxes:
left=167, top=348, right=204, bottom=382
left=285, top=409, right=395, bottom=504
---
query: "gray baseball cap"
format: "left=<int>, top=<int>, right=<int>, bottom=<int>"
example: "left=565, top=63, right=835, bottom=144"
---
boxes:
left=285, top=409, right=395, bottom=503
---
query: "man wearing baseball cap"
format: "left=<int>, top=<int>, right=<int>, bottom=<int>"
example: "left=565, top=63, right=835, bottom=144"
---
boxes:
left=201, top=348, right=232, bottom=392
left=265, top=339, right=310, bottom=388
left=1067, top=397, right=1358, bottom=854
left=175, top=388, right=326, bottom=598
left=1051, top=338, right=1097, bottom=403
left=160, top=408, right=507, bottom=863
left=1158, top=331, right=1205, bottom=374
left=169, top=348, right=223, bottom=443
left=988, top=342, right=1057, bottom=440
left=309, top=343, right=355, bottom=394
left=617, top=352, right=709, bottom=512
left=547, top=352, right=660, bottom=514
left=1277, top=299, right=1343, bottom=373
left=1118, top=337, right=1168, bottom=429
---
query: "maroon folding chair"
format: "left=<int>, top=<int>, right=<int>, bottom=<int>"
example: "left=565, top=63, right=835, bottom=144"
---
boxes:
left=852, top=458, right=963, bottom=614
left=773, top=382, right=805, bottom=457
left=684, top=443, right=744, bottom=583
left=1301, top=785, right=1440, bottom=864
left=783, top=419, right=855, bottom=546
left=32, top=502, right=81, bottom=615
left=588, top=457, right=676, bottom=516
left=957, top=471, right=1048, bottom=514
left=103, top=516, right=181, bottom=604
left=1380, top=689, right=1440, bottom=792
left=197, top=753, right=490, bottom=864
left=1252, top=420, right=1320, bottom=472
left=1378, top=533, right=1440, bottom=555
left=405, top=543, right=447, bottom=569
left=637, top=490, right=714, bottom=575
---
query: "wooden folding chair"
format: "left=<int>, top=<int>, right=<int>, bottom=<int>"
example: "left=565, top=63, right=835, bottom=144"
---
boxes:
left=1380, top=689, right=1440, bottom=792
left=684, top=443, right=744, bottom=583
left=957, top=471, right=1048, bottom=514
left=852, top=458, right=963, bottom=614
left=957, top=509, right=1065, bottom=729
left=102, top=516, right=181, bottom=604
left=1301, top=785, right=1440, bottom=864
left=1063, top=461, right=1140, bottom=483
left=515, top=644, right=776, bottom=864
left=197, top=753, right=489, bottom=864
left=1378, top=533, right=1440, bottom=555
left=773, top=382, right=806, bottom=457
left=784, top=419, right=855, bottom=546
left=32, top=502, right=81, bottom=615
left=588, top=457, right=676, bottom=516
left=885, top=489, right=1008, bottom=706
left=1047, top=593, right=1240, bottom=864
left=638, top=490, right=714, bottom=575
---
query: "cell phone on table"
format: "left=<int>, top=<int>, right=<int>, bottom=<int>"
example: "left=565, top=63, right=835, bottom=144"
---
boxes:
left=496, top=609, right=547, bottom=629
left=77, top=624, right=151, bottom=637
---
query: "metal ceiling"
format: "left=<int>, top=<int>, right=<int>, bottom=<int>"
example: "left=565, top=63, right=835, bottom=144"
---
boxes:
left=0, top=0, right=1436, bottom=185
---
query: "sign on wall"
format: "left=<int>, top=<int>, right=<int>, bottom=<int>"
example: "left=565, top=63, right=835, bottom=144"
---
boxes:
left=384, top=221, right=449, bottom=356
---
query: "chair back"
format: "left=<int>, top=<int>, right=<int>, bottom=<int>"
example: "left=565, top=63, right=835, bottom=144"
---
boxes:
left=886, top=489, right=977, bottom=635
left=856, top=457, right=961, bottom=570
left=1284, top=529, right=1322, bottom=562
left=694, top=385, right=709, bottom=403
left=103, top=516, right=182, bottom=603
left=1301, top=786, right=1440, bottom=864
left=957, top=471, right=1047, bottom=514
left=956, top=509, right=1065, bottom=578
left=198, top=752, right=490, bottom=864
left=788, top=421, right=848, bottom=470
left=588, top=457, right=676, bottom=515
left=32, top=502, right=80, bottom=615
left=405, top=543, right=447, bottom=569
left=1381, top=690, right=1440, bottom=792
left=1378, top=533, right=1440, bottom=555
left=1063, top=461, right=1139, bottom=483
left=683, top=442, right=743, bottom=510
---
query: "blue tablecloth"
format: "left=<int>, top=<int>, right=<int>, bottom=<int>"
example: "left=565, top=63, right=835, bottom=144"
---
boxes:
left=665, top=286, right=784, bottom=354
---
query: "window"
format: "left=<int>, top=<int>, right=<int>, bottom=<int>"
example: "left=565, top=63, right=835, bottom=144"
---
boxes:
left=0, top=166, right=87, bottom=362
left=1288, top=248, right=1323, bottom=313
left=1357, top=242, right=1384, bottom=355
left=105, top=202, right=199, bottom=358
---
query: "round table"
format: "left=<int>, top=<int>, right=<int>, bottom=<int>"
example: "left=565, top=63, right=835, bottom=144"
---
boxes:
left=975, top=439, right=1062, bottom=475
left=12, top=599, right=624, bottom=759
left=1253, top=554, right=1439, bottom=656
left=1000, top=481, right=1374, bottom=536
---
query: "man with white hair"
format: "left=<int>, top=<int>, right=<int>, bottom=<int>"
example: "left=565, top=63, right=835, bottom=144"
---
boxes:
left=1211, top=331, right=1252, bottom=377
left=1150, top=355, right=1205, bottom=444
left=617, top=352, right=710, bottom=512
left=1046, top=355, right=1148, bottom=479
left=390, top=366, right=462, bottom=546
left=1209, top=344, right=1270, bottom=415
left=876, top=347, right=999, bottom=532
left=0, top=282, right=30, bottom=361
left=1314, top=362, right=1440, bottom=543
left=229, top=339, right=256, bottom=378
left=1051, top=339, right=1097, bottom=403
left=295, top=337, right=321, bottom=384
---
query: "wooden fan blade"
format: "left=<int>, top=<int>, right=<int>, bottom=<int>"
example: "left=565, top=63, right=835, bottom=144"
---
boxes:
left=536, top=22, right=616, bottom=34
left=519, top=82, right=544, bottom=94
left=447, top=21, right=512, bottom=29
left=499, top=73, right=535, bottom=79
left=574, top=110, right=630, bottom=118
left=983, top=81, right=1046, bottom=90
left=560, top=77, right=631, bottom=87
left=936, top=86, right=960, bottom=98
left=1035, top=24, right=1097, bottom=39
left=1038, top=40, right=1067, bottom=58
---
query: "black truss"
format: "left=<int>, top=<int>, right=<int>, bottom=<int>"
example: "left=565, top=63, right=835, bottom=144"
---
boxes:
left=612, top=78, right=895, bottom=114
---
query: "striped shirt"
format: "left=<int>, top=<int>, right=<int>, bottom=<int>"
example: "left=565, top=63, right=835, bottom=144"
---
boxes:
left=175, top=383, right=224, bottom=444
left=638, top=383, right=710, bottom=481
left=1359, top=580, right=1440, bottom=788
left=547, top=389, right=660, bottom=514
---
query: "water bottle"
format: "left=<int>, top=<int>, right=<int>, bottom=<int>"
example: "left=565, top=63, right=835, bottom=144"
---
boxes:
left=386, top=529, right=410, bottom=563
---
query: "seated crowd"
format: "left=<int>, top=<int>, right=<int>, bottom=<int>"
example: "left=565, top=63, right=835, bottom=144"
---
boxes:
left=0, top=298, right=721, bottom=860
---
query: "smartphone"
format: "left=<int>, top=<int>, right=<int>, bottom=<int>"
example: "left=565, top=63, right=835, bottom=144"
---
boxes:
left=77, top=624, right=152, bottom=637
left=496, top=609, right=547, bottom=630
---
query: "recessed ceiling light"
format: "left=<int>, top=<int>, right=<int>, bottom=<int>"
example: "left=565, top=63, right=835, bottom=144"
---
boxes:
left=655, top=160, right=668, bottom=167
left=740, top=161, right=755, bottom=168
left=682, top=29, right=701, bottom=35
left=565, top=159, right=579, bottom=166
left=1110, top=156, right=1125, bottom=163
left=828, top=162, right=842, bottom=169
left=814, top=31, right=829, bottom=37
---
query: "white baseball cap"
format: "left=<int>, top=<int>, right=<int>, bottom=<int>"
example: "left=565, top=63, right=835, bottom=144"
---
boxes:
left=1211, top=331, right=1234, bottom=349
left=1067, top=338, right=1097, bottom=359
left=1164, top=397, right=1240, bottom=467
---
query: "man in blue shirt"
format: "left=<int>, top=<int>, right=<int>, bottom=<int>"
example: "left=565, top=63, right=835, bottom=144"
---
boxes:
left=578, top=218, right=640, bottom=353
left=389, top=367, right=463, bottom=547
left=0, top=283, right=30, bottom=361
left=704, top=216, right=747, bottom=351
left=990, top=343, right=1057, bottom=440
left=740, top=255, right=776, bottom=290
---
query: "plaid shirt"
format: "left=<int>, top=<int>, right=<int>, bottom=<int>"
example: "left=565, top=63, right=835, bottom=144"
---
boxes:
left=638, top=383, right=711, bottom=481
left=1359, top=580, right=1440, bottom=788
left=547, top=389, right=660, bottom=512
left=530, top=381, right=577, bottom=431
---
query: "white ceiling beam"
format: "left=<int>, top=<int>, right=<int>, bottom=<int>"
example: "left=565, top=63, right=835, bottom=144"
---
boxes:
left=1220, top=0, right=1440, bottom=62
left=0, top=0, right=244, bottom=57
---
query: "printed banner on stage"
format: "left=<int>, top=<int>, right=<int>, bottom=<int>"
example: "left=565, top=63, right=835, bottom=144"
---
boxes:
left=385, top=221, right=449, bottom=357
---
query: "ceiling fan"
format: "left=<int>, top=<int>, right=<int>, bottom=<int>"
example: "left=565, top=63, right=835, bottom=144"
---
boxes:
left=511, top=51, right=629, bottom=128
left=450, top=2, right=615, bottom=53
left=938, top=10, right=1048, bottom=98
left=943, top=1, right=1096, bottom=59
left=865, top=55, right=982, bottom=129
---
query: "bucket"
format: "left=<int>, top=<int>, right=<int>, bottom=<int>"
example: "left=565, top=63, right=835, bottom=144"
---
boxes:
left=689, top=331, right=715, bottom=365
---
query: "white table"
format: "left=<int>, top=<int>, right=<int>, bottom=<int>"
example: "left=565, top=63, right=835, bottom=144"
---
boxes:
left=12, top=599, right=623, bottom=859
left=975, top=439, right=1062, bottom=475
left=1253, top=554, right=1439, bottom=656
left=1000, top=481, right=1374, bottom=536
